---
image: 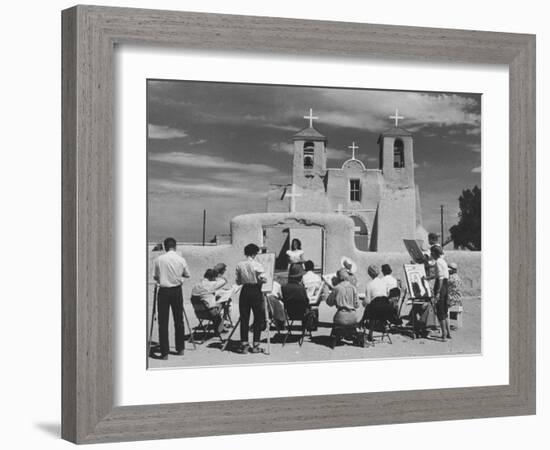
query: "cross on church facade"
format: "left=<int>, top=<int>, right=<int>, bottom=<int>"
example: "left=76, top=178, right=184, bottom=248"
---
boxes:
left=303, top=108, right=319, bottom=128
left=286, top=184, right=302, bottom=213
left=348, top=141, right=359, bottom=159
left=389, top=108, right=404, bottom=127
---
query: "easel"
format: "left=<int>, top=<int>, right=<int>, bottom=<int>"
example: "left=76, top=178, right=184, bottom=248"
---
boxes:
left=402, top=264, right=436, bottom=339
left=147, top=283, right=196, bottom=357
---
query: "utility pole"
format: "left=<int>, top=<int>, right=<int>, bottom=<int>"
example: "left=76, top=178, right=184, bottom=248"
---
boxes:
left=202, top=209, right=206, bottom=246
left=440, top=205, right=444, bottom=245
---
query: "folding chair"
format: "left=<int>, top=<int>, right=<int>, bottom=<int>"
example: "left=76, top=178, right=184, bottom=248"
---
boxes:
left=190, top=296, right=224, bottom=344
left=363, top=292, right=401, bottom=345
left=284, top=306, right=313, bottom=347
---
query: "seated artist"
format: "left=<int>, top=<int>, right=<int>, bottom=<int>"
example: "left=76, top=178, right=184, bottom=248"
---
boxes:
left=326, top=268, right=360, bottom=331
left=190, top=268, right=228, bottom=336
left=212, top=262, right=232, bottom=324
left=281, top=265, right=318, bottom=332
left=302, top=260, right=323, bottom=305
left=363, top=265, right=402, bottom=341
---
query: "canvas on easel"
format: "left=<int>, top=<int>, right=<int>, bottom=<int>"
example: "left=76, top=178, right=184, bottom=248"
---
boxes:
left=403, top=264, right=431, bottom=299
left=256, top=252, right=276, bottom=293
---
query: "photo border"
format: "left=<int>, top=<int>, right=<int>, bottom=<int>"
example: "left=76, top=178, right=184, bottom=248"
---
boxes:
left=62, top=5, right=535, bottom=443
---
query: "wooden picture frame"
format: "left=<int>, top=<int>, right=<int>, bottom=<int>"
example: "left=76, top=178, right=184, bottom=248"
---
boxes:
left=62, top=5, right=536, bottom=444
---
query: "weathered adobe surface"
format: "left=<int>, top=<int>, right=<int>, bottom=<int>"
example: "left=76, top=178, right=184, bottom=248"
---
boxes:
left=149, top=213, right=481, bottom=299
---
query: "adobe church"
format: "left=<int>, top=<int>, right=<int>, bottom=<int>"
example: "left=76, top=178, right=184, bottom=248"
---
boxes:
left=266, top=109, right=426, bottom=253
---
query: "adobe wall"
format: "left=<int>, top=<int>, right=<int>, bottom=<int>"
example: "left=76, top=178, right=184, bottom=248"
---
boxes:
left=149, top=212, right=481, bottom=300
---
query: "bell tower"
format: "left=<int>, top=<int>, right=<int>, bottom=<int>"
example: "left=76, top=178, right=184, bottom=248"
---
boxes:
left=378, top=108, right=415, bottom=188
left=292, top=108, right=327, bottom=189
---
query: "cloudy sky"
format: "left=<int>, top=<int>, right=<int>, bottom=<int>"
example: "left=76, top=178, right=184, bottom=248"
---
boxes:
left=147, top=80, right=481, bottom=243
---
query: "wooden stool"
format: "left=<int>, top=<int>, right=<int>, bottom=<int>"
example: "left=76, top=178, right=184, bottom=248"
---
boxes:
left=448, top=305, right=463, bottom=328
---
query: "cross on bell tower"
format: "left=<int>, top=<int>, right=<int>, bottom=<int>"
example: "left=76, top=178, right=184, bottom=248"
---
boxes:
left=303, top=108, right=319, bottom=128
left=389, top=108, right=404, bottom=127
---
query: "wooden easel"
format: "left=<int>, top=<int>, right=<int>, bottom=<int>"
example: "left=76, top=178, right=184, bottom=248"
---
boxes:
left=402, top=264, right=436, bottom=339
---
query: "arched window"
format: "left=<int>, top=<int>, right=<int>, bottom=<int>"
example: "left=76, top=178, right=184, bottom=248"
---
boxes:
left=351, top=216, right=369, bottom=251
left=393, top=138, right=404, bottom=168
left=303, top=141, right=314, bottom=169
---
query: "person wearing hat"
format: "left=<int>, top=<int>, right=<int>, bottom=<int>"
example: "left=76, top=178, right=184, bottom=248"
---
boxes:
left=281, top=264, right=317, bottom=331
left=326, top=268, right=360, bottom=329
left=431, top=245, right=451, bottom=341
left=235, top=243, right=267, bottom=354
left=340, top=256, right=358, bottom=287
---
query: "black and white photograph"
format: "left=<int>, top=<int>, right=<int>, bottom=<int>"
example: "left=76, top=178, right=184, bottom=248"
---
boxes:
left=147, top=80, right=482, bottom=368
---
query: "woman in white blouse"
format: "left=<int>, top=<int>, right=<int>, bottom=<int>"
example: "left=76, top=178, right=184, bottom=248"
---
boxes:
left=286, top=238, right=304, bottom=270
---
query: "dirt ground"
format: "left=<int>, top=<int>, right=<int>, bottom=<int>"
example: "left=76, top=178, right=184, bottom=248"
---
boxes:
left=147, top=290, right=481, bottom=369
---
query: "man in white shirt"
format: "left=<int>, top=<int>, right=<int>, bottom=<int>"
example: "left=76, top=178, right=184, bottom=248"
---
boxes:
left=302, top=260, right=323, bottom=303
left=363, top=265, right=402, bottom=341
left=381, top=264, right=398, bottom=294
left=364, top=265, right=387, bottom=306
left=153, top=237, right=190, bottom=359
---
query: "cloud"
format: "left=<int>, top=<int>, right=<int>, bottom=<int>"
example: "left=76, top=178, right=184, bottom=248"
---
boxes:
left=149, top=178, right=257, bottom=197
left=189, top=139, right=207, bottom=146
left=148, top=124, right=188, bottom=139
left=271, top=142, right=294, bottom=155
left=149, top=151, right=278, bottom=174
left=471, top=166, right=481, bottom=173
left=466, top=143, right=481, bottom=153
left=414, top=161, right=432, bottom=169
left=317, top=90, right=481, bottom=133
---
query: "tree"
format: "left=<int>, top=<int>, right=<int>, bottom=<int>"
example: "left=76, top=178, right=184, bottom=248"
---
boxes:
left=449, top=185, right=481, bottom=250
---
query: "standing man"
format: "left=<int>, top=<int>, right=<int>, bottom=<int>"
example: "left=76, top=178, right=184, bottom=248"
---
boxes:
left=431, top=245, right=451, bottom=341
left=153, top=237, right=190, bottom=360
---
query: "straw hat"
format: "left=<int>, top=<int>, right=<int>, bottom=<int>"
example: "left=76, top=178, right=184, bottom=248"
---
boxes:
left=340, top=256, right=358, bottom=274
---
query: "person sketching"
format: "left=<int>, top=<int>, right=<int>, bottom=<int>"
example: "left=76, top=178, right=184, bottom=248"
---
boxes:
left=190, top=269, right=227, bottom=336
left=235, top=243, right=267, bottom=354
left=153, top=237, right=190, bottom=360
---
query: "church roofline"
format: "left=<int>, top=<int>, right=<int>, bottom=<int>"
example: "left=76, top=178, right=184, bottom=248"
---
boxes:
left=292, top=126, right=327, bottom=141
left=377, top=126, right=413, bottom=142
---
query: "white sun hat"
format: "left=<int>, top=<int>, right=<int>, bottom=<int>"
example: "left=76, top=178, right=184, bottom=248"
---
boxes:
left=340, top=256, right=358, bottom=274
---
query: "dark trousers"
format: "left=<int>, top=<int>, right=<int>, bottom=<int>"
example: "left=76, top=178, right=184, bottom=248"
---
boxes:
left=157, top=286, right=185, bottom=355
left=239, top=284, right=265, bottom=343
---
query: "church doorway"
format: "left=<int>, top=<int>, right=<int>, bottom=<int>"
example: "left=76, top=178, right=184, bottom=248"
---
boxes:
left=351, top=216, right=369, bottom=251
left=262, top=225, right=325, bottom=273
